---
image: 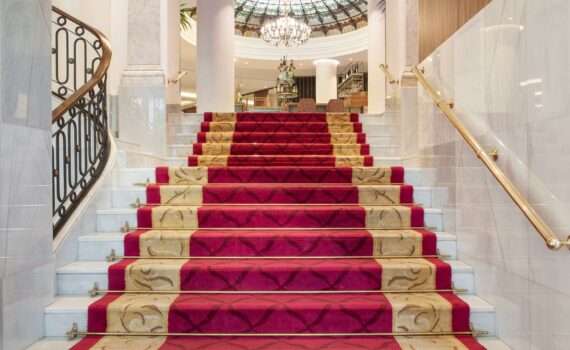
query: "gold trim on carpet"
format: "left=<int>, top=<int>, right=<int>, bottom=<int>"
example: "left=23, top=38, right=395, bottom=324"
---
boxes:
left=335, top=156, right=365, bottom=167
left=208, top=122, right=236, bottom=132
left=333, top=144, right=362, bottom=156
left=385, top=292, right=453, bottom=333
left=365, top=206, right=412, bottom=229
left=395, top=335, right=471, bottom=350
left=352, top=167, right=393, bottom=184
left=211, top=113, right=237, bottom=122
left=331, top=133, right=358, bottom=144
left=169, top=167, right=208, bottom=185
left=106, top=294, right=176, bottom=333
left=370, top=230, right=425, bottom=257
left=125, top=259, right=186, bottom=291
left=358, top=185, right=401, bottom=205
left=328, top=123, right=356, bottom=133
left=152, top=207, right=199, bottom=229
left=326, top=113, right=352, bottom=123
left=196, top=156, right=229, bottom=167
left=138, top=230, right=195, bottom=257
left=159, top=186, right=203, bottom=205
left=205, top=132, right=234, bottom=143
left=200, top=143, right=232, bottom=155
left=378, top=258, right=437, bottom=291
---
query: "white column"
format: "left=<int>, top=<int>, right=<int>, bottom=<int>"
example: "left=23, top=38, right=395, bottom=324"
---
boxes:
left=162, top=0, right=181, bottom=110
left=368, top=0, right=386, bottom=114
left=197, top=0, right=235, bottom=113
left=404, top=0, right=420, bottom=67
left=386, top=0, right=419, bottom=90
left=118, top=0, right=167, bottom=156
left=314, top=59, right=339, bottom=104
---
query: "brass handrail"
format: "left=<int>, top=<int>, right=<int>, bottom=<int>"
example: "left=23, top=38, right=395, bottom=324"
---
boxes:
left=51, top=6, right=112, bottom=123
left=413, top=66, right=570, bottom=251
left=379, top=64, right=399, bottom=85
left=168, top=71, right=188, bottom=85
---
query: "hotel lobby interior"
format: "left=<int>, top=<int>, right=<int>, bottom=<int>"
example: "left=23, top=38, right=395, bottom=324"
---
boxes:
left=0, top=0, right=569, bottom=349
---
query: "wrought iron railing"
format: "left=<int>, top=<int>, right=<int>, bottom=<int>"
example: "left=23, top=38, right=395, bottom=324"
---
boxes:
left=51, top=7, right=112, bottom=236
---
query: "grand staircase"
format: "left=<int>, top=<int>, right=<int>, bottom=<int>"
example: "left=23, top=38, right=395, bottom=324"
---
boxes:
left=31, top=112, right=510, bottom=349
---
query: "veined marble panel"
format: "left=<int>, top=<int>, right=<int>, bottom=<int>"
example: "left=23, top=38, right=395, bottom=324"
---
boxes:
left=0, top=0, right=54, bottom=349
left=127, top=0, right=161, bottom=66
left=118, top=69, right=167, bottom=157
left=403, top=0, right=570, bottom=349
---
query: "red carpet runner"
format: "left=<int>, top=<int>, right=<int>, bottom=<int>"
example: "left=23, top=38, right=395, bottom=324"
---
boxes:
left=73, top=112, right=485, bottom=349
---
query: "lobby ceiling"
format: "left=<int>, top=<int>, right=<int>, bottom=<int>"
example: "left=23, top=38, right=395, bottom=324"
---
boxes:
left=235, top=0, right=369, bottom=37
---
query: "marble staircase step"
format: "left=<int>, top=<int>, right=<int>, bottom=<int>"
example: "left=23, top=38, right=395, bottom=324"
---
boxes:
left=112, top=167, right=442, bottom=188
left=95, top=207, right=447, bottom=233
left=108, top=185, right=449, bottom=209
left=26, top=337, right=512, bottom=350
left=168, top=134, right=399, bottom=147
left=167, top=113, right=401, bottom=126
left=167, top=123, right=400, bottom=139
left=77, top=231, right=459, bottom=261
left=42, top=295, right=496, bottom=338
left=55, top=259, right=475, bottom=296
left=165, top=156, right=405, bottom=167
left=167, top=144, right=402, bottom=158
left=25, top=337, right=512, bottom=350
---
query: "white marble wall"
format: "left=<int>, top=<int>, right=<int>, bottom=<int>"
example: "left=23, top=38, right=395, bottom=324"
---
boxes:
left=403, top=1, right=570, bottom=348
left=0, top=0, right=54, bottom=349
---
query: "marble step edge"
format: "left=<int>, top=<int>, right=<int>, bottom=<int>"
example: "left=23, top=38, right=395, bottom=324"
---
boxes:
left=56, top=259, right=475, bottom=296
left=166, top=118, right=401, bottom=125
left=168, top=144, right=402, bottom=150
left=95, top=207, right=448, bottom=233
left=155, top=156, right=405, bottom=167
left=174, top=113, right=400, bottom=118
left=77, top=231, right=458, bottom=261
left=107, top=185, right=449, bottom=209
left=167, top=129, right=400, bottom=140
left=166, top=115, right=402, bottom=127
left=25, top=337, right=512, bottom=350
left=168, top=146, right=402, bottom=158
left=112, top=166, right=440, bottom=188
left=170, top=134, right=400, bottom=140
left=167, top=136, right=401, bottom=148
left=42, top=294, right=496, bottom=338
left=167, top=125, right=402, bottom=131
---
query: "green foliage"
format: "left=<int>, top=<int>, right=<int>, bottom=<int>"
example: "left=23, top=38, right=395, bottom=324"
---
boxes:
left=180, top=5, right=194, bottom=31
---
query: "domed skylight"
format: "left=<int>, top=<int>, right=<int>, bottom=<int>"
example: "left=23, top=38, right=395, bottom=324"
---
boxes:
left=235, top=0, right=370, bottom=37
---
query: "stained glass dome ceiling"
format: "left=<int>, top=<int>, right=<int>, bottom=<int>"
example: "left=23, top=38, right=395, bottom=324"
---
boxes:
left=235, top=0, right=369, bottom=37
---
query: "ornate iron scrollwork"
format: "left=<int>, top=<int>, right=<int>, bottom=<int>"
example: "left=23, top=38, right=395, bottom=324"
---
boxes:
left=51, top=7, right=112, bottom=236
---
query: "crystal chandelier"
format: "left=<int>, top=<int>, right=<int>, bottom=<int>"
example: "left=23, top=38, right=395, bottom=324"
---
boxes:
left=260, top=1, right=311, bottom=48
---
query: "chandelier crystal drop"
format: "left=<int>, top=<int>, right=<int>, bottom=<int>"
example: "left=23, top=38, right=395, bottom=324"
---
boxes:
left=260, top=5, right=311, bottom=47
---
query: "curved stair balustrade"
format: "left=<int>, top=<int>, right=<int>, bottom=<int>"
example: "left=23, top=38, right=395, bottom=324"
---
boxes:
left=51, top=6, right=112, bottom=236
left=413, top=66, right=570, bottom=251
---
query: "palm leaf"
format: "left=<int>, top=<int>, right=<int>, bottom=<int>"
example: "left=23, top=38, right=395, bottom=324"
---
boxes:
left=180, top=5, right=195, bottom=31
